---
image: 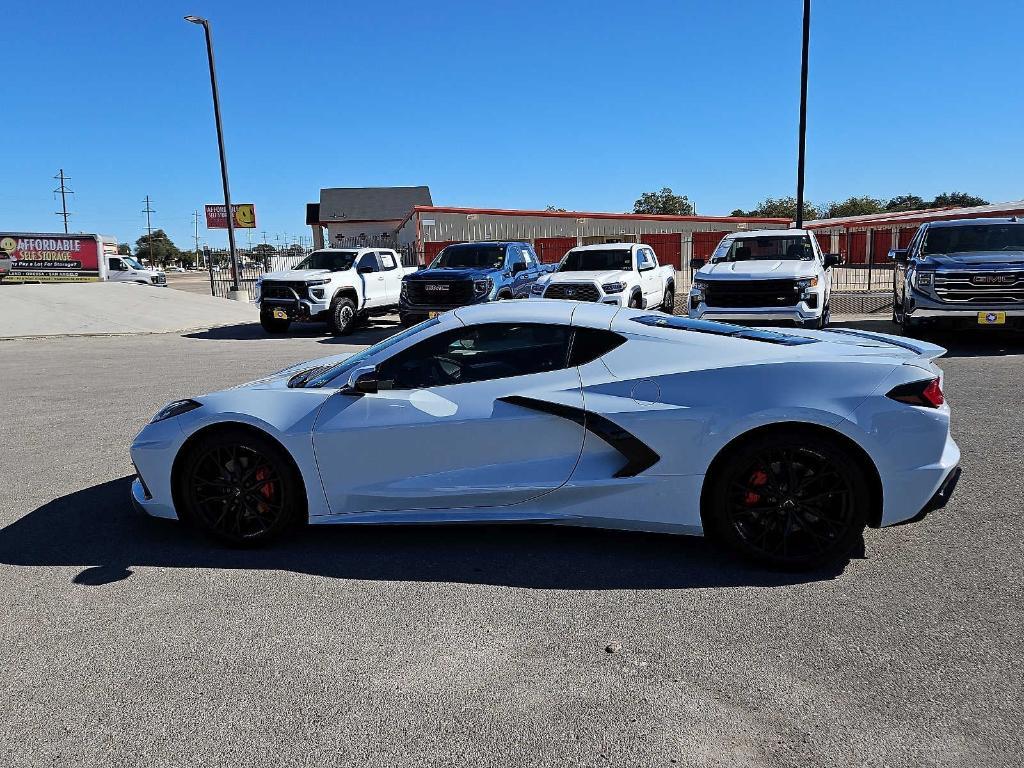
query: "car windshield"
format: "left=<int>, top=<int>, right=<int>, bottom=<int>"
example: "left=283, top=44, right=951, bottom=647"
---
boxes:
left=559, top=249, right=632, bottom=272
left=294, top=250, right=358, bottom=271
left=922, top=224, right=1024, bottom=254
left=303, top=318, right=442, bottom=388
left=431, top=245, right=506, bottom=269
left=123, top=256, right=144, bottom=270
left=714, top=236, right=815, bottom=262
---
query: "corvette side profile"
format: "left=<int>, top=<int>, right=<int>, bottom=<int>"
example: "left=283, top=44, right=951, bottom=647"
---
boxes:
left=130, top=301, right=960, bottom=568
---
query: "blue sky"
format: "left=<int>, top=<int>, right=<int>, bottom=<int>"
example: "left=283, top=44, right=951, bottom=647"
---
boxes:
left=4, top=0, right=1020, bottom=249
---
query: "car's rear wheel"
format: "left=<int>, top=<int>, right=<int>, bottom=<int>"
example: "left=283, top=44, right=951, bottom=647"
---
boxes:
left=705, top=430, right=868, bottom=569
left=178, top=428, right=304, bottom=546
left=329, top=296, right=358, bottom=335
left=260, top=311, right=291, bottom=334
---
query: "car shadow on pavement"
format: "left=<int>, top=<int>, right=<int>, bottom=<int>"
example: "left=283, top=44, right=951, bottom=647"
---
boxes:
left=0, top=477, right=854, bottom=590
left=833, top=317, right=1024, bottom=358
left=183, top=321, right=403, bottom=346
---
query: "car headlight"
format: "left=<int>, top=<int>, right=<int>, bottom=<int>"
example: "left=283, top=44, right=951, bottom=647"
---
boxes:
left=530, top=282, right=546, bottom=295
left=473, top=278, right=492, bottom=295
left=692, top=279, right=709, bottom=293
left=307, top=279, right=330, bottom=286
left=913, top=270, right=933, bottom=289
left=310, top=287, right=325, bottom=299
left=150, top=399, right=201, bottom=424
left=601, top=281, right=626, bottom=294
left=400, top=282, right=409, bottom=298
left=796, top=276, right=819, bottom=289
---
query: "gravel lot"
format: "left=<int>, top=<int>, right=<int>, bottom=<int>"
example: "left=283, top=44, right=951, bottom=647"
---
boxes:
left=0, top=319, right=1021, bottom=768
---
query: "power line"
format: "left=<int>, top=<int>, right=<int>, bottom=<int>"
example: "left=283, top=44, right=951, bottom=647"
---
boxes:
left=142, top=195, right=156, bottom=264
left=53, top=169, right=74, bottom=233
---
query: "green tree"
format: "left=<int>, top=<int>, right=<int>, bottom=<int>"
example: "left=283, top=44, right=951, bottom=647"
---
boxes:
left=929, top=191, right=989, bottom=208
left=824, top=196, right=886, bottom=218
left=884, top=194, right=927, bottom=212
left=251, top=243, right=276, bottom=260
left=632, top=188, right=695, bottom=216
left=734, top=196, right=820, bottom=221
left=135, top=229, right=182, bottom=267
left=116, top=242, right=132, bottom=255
left=545, top=205, right=567, bottom=212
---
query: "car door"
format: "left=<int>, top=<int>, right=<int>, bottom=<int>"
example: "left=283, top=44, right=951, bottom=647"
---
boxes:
left=106, top=256, right=129, bottom=282
left=355, top=251, right=387, bottom=308
left=506, top=246, right=530, bottom=297
left=378, top=250, right=402, bottom=304
left=638, top=248, right=660, bottom=306
left=311, top=320, right=585, bottom=515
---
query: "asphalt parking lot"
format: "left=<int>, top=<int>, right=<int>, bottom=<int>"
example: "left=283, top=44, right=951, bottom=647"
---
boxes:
left=1, top=318, right=1022, bottom=768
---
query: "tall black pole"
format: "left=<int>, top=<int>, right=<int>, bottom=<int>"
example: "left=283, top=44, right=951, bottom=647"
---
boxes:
left=191, top=17, right=240, bottom=293
left=795, top=0, right=811, bottom=229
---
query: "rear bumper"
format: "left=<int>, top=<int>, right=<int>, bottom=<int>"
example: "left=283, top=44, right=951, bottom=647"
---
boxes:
left=893, top=465, right=962, bottom=527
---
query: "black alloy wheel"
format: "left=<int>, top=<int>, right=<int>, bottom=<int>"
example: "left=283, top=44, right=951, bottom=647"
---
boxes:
left=179, top=429, right=302, bottom=546
left=707, top=431, right=868, bottom=569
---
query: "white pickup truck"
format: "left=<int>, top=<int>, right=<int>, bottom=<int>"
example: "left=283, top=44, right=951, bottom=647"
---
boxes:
left=529, top=243, right=676, bottom=312
left=255, top=247, right=416, bottom=335
left=688, top=229, right=842, bottom=329
left=105, top=254, right=166, bottom=285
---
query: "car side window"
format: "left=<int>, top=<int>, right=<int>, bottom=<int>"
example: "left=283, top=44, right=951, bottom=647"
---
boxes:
left=379, top=251, right=397, bottom=270
left=909, top=225, right=926, bottom=256
left=356, top=252, right=380, bottom=272
left=521, top=247, right=536, bottom=266
left=568, top=328, right=626, bottom=366
left=377, top=323, right=573, bottom=390
left=508, top=248, right=527, bottom=270
left=638, top=250, right=655, bottom=270
left=645, top=248, right=659, bottom=267
left=109, top=258, right=124, bottom=271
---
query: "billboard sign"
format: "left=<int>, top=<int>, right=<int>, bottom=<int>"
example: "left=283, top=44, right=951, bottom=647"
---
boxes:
left=205, top=203, right=257, bottom=229
left=0, top=233, right=102, bottom=282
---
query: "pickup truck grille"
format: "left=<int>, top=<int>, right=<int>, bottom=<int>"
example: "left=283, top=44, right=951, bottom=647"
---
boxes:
left=544, top=283, right=600, bottom=301
left=932, top=271, right=1024, bottom=304
left=405, top=280, right=475, bottom=305
left=703, top=279, right=801, bottom=308
left=262, top=281, right=308, bottom=301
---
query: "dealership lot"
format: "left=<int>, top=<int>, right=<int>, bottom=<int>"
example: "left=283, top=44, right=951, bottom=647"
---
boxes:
left=0, top=321, right=1021, bottom=767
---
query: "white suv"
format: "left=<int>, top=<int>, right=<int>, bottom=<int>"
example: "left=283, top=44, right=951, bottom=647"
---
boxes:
left=688, top=229, right=841, bottom=328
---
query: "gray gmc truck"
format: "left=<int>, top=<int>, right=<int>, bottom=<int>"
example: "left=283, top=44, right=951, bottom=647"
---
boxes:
left=892, top=217, right=1024, bottom=333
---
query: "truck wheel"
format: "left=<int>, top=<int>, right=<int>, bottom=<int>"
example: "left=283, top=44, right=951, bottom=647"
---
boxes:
left=329, top=296, right=358, bottom=335
left=628, top=292, right=642, bottom=309
left=260, top=311, right=291, bottom=334
left=661, top=283, right=676, bottom=314
left=817, top=304, right=830, bottom=329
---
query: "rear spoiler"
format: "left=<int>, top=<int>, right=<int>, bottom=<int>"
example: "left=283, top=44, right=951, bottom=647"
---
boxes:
left=824, top=328, right=947, bottom=360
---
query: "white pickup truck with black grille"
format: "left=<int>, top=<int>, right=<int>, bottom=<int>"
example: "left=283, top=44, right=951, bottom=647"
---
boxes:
left=688, top=229, right=841, bottom=329
left=255, top=248, right=415, bottom=335
left=529, top=243, right=676, bottom=312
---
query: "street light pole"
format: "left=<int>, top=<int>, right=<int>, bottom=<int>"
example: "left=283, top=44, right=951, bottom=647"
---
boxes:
left=795, top=0, right=811, bottom=229
left=185, top=15, right=241, bottom=296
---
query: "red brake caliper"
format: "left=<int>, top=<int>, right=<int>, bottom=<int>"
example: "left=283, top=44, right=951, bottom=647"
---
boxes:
left=255, top=467, right=275, bottom=500
left=745, top=469, right=768, bottom=506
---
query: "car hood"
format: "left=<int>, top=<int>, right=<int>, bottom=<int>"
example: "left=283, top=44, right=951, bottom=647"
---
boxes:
left=231, top=352, right=356, bottom=390
left=544, top=270, right=625, bottom=284
left=260, top=268, right=338, bottom=281
left=920, top=251, right=1024, bottom=268
left=405, top=267, right=500, bottom=282
left=698, top=261, right=817, bottom=279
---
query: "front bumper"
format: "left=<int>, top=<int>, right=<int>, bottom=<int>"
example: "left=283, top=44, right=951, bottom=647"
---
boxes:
left=688, top=301, right=821, bottom=325
left=904, top=289, right=1024, bottom=327
left=259, top=297, right=330, bottom=320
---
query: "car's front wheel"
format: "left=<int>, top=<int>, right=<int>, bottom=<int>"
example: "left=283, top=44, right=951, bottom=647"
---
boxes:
left=661, top=283, right=676, bottom=314
left=177, top=428, right=305, bottom=546
left=705, top=429, right=869, bottom=569
left=329, top=296, right=358, bottom=335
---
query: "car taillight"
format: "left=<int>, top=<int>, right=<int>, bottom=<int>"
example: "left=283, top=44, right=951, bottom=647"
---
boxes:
left=887, top=377, right=944, bottom=408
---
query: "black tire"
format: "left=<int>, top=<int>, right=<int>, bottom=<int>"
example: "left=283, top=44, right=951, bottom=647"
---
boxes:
left=260, top=311, right=291, bottom=334
left=817, top=303, right=830, bottom=329
left=704, top=429, right=868, bottom=569
left=176, top=428, right=305, bottom=547
left=496, top=291, right=513, bottom=300
left=628, top=291, right=642, bottom=309
left=329, top=296, right=358, bottom=335
left=661, top=283, right=676, bottom=314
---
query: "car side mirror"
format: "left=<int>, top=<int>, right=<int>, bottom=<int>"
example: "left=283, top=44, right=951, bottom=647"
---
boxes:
left=357, top=265, right=375, bottom=274
left=689, top=258, right=706, bottom=269
left=511, top=262, right=527, bottom=275
left=890, top=248, right=908, bottom=264
left=823, top=253, right=843, bottom=268
left=345, top=365, right=378, bottom=395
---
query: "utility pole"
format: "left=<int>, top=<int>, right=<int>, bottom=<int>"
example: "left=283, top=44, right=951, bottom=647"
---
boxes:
left=142, top=195, right=156, bottom=266
left=192, top=210, right=202, bottom=268
left=795, top=0, right=811, bottom=229
left=53, top=169, right=74, bottom=233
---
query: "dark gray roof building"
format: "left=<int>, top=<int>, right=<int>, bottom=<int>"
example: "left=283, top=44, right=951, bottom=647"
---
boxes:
left=317, top=186, right=433, bottom=223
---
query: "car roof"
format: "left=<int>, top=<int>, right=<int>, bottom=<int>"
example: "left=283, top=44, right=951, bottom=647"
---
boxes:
left=443, top=241, right=525, bottom=247
left=567, top=243, right=637, bottom=251
left=925, top=217, right=1024, bottom=228
left=726, top=228, right=809, bottom=238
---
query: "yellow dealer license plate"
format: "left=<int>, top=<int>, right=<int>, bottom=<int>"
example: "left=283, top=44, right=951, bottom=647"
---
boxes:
left=978, top=311, right=1006, bottom=325
left=428, top=311, right=441, bottom=319
left=272, top=308, right=288, bottom=320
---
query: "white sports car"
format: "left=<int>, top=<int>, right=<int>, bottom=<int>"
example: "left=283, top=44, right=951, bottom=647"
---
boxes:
left=130, top=301, right=961, bottom=568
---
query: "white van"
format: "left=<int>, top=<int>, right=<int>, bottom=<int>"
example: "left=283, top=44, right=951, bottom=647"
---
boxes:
left=105, top=255, right=166, bottom=286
